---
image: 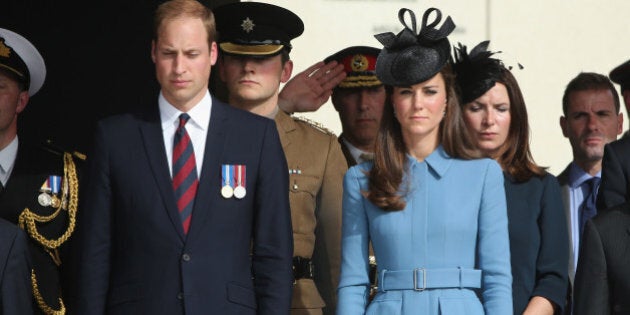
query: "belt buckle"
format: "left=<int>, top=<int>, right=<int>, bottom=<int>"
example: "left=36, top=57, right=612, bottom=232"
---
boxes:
left=413, top=268, right=426, bottom=291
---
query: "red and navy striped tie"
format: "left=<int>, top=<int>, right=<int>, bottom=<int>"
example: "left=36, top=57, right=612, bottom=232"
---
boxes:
left=172, top=113, right=198, bottom=234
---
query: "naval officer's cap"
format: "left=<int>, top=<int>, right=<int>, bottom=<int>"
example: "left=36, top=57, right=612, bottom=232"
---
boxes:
left=0, top=28, right=46, bottom=96
left=214, top=2, right=304, bottom=57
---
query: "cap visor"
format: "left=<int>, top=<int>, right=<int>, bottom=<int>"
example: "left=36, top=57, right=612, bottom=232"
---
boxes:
left=220, top=42, right=284, bottom=57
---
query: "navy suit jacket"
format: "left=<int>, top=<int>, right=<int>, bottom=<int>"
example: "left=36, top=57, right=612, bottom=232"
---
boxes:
left=75, top=96, right=293, bottom=314
left=504, top=173, right=568, bottom=314
left=0, top=217, right=34, bottom=314
left=574, top=202, right=630, bottom=314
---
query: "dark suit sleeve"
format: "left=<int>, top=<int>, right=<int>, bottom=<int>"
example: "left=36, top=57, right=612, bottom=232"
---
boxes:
left=252, top=119, right=293, bottom=315
left=75, top=122, right=113, bottom=314
left=0, top=224, right=35, bottom=315
left=532, top=175, right=569, bottom=311
left=573, top=219, right=609, bottom=315
left=598, top=141, right=629, bottom=210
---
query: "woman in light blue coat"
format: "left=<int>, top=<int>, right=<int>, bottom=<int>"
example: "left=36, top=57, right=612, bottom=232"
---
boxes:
left=336, top=6, right=513, bottom=315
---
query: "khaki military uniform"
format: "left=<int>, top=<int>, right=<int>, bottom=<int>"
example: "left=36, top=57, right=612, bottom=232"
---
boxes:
left=275, top=111, right=347, bottom=315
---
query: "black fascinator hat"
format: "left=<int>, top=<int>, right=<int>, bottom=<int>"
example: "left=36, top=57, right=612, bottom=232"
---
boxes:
left=452, top=41, right=505, bottom=104
left=374, top=7, right=455, bottom=86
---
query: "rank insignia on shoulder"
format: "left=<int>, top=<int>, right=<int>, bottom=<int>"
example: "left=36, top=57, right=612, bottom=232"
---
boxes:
left=292, top=115, right=336, bottom=136
left=43, top=139, right=87, bottom=161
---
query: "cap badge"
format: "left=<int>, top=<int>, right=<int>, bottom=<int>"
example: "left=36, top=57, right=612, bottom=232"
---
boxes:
left=0, top=40, right=11, bottom=58
left=351, top=54, right=369, bottom=72
left=241, top=17, right=255, bottom=33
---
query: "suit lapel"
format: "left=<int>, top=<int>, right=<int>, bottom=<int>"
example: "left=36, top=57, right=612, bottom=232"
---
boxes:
left=338, top=135, right=357, bottom=167
left=186, top=97, right=228, bottom=243
left=558, top=165, right=577, bottom=285
left=139, top=108, right=186, bottom=242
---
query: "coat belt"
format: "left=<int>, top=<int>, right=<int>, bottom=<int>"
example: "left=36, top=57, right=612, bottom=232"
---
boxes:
left=379, top=267, right=481, bottom=292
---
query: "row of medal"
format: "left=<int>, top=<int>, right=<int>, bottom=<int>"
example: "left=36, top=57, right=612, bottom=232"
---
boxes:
left=221, top=164, right=246, bottom=199
left=38, top=175, right=63, bottom=207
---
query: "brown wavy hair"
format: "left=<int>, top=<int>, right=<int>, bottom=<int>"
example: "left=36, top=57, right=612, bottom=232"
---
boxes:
left=479, top=68, right=546, bottom=182
left=366, top=63, right=480, bottom=211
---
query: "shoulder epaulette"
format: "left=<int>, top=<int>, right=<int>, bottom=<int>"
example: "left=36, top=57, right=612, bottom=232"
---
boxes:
left=291, top=115, right=336, bottom=136
left=42, top=139, right=87, bottom=161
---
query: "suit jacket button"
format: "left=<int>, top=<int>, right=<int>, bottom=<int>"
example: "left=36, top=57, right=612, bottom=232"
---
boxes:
left=182, top=253, right=191, bottom=262
left=177, top=293, right=184, bottom=300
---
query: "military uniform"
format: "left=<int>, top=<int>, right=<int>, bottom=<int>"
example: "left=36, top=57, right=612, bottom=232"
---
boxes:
left=275, top=111, right=346, bottom=315
left=0, top=142, right=81, bottom=315
left=0, top=28, right=82, bottom=315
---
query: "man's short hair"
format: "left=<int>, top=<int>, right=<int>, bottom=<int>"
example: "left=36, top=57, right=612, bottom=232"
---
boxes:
left=562, top=72, right=620, bottom=115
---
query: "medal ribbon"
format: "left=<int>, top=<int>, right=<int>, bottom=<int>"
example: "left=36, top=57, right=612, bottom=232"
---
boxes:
left=234, top=165, right=246, bottom=188
left=50, top=175, right=61, bottom=194
left=222, top=164, right=233, bottom=189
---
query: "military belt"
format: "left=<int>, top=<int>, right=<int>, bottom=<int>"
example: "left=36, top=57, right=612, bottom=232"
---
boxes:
left=292, top=256, right=314, bottom=281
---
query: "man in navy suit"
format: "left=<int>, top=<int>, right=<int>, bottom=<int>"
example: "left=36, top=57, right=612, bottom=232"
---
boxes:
left=74, top=0, right=293, bottom=314
left=557, top=72, right=624, bottom=314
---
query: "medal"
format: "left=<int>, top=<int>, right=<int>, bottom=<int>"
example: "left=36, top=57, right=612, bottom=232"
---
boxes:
left=221, top=164, right=234, bottom=199
left=38, top=175, right=62, bottom=207
left=233, top=186, right=245, bottom=199
left=233, top=165, right=246, bottom=199
left=51, top=195, right=61, bottom=208
left=38, top=193, right=52, bottom=207
left=221, top=185, right=234, bottom=199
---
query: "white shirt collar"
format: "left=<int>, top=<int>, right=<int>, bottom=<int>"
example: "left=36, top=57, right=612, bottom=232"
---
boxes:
left=159, top=90, right=212, bottom=132
left=0, top=136, right=19, bottom=185
left=342, top=137, right=373, bottom=164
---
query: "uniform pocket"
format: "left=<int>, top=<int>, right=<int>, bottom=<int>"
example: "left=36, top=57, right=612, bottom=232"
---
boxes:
left=226, top=282, right=257, bottom=310
left=107, top=282, right=145, bottom=307
left=438, top=296, right=484, bottom=315
left=289, top=173, right=320, bottom=198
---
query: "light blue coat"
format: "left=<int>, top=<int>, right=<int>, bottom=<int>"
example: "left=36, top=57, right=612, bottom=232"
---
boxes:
left=337, top=146, right=513, bottom=314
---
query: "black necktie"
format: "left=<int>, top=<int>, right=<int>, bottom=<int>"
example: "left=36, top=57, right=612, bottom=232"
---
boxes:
left=579, top=177, right=600, bottom=236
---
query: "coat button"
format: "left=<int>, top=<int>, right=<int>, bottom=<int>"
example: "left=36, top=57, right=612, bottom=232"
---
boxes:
left=177, top=292, right=184, bottom=300
left=182, top=253, right=191, bottom=262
